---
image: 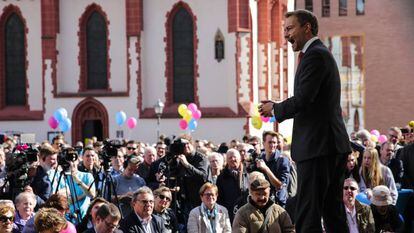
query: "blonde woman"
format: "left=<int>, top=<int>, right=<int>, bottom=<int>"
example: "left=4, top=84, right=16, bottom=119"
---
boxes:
left=359, top=148, right=398, bottom=204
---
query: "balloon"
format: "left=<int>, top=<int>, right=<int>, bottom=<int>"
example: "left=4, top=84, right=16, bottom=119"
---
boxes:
left=188, top=103, right=198, bottom=113
left=261, top=116, right=270, bottom=123
left=188, top=119, right=198, bottom=131
left=115, top=111, right=127, bottom=126
left=183, top=110, right=193, bottom=122
left=53, top=108, right=68, bottom=123
left=252, top=116, right=262, bottom=129
left=409, top=121, right=414, bottom=128
left=378, top=134, right=388, bottom=144
left=371, top=135, right=378, bottom=143
left=179, top=119, right=188, bottom=130
left=48, top=116, right=59, bottom=129
left=370, top=129, right=380, bottom=138
left=126, top=117, right=137, bottom=129
left=178, top=104, right=188, bottom=117
left=193, top=110, right=202, bottom=120
left=59, top=118, right=72, bottom=132
left=269, top=116, right=276, bottom=123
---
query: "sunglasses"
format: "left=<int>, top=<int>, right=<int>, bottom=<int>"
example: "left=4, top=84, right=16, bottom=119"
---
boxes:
left=0, top=215, right=14, bottom=223
left=343, top=186, right=357, bottom=191
left=157, top=194, right=171, bottom=202
left=127, top=147, right=137, bottom=150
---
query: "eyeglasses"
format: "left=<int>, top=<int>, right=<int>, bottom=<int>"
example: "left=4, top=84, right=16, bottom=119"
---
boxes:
left=203, top=192, right=216, bottom=197
left=343, top=186, right=358, bottom=191
left=157, top=194, right=171, bottom=202
left=104, top=220, right=118, bottom=229
left=127, top=147, right=137, bottom=150
left=0, top=215, right=14, bottom=223
left=138, top=199, right=154, bottom=205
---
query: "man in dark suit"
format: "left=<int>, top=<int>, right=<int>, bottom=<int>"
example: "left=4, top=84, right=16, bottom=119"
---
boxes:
left=119, top=186, right=165, bottom=233
left=84, top=203, right=122, bottom=233
left=259, top=9, right=351, bottom=233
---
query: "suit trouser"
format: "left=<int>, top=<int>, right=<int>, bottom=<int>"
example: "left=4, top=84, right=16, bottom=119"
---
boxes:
left=295, top=153, right=349, bottom=233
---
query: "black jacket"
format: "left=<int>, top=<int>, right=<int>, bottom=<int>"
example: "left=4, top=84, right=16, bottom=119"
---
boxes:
left=273, top=39, right=351, bottom=162
left=119, top=212, right=166, bottom=233
left=30, top=166, right=51, bottom=203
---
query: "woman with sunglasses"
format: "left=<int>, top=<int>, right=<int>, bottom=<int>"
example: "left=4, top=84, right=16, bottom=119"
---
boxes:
left=0, top=202, right=18, bottom=233
left=153, top=187, right=178, bottom=233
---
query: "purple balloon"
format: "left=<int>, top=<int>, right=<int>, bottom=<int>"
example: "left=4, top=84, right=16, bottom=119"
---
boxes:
left=48, top=116, right=59, bottom=129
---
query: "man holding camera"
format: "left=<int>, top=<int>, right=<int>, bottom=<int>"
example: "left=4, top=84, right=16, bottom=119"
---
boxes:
left=30, top=146, right=58, bottom=204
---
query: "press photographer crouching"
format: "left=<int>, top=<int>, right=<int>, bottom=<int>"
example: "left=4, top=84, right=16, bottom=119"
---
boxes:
left=148, top=135, right=209, bottom=226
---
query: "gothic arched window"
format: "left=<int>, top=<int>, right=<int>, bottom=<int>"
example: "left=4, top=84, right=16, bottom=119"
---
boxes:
left=4, top=13, right=26, bottom=106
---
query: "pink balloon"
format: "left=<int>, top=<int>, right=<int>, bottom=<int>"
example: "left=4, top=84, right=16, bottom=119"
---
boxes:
left=126, top=117, right=137, bottom=129
left=188, top=103, right=198, bottom=113
left=261, top=116, right=270, bottom=123
left=193, top=110, right=202, bottom=120
left=378, top=134, right=388, bottom=144
left=48, top=116, right=59, bottom=129
left=179, top=119, right=188, bottom=130
left=370, top=129, right=380, bottom=138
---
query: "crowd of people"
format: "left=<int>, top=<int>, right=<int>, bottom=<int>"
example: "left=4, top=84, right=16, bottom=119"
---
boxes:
left=0, top=123, right=412, bottom=233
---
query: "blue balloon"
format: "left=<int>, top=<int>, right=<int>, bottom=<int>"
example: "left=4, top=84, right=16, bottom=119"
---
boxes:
left=54, top=108, right=68, bottom=123
left=59, top=118, right=72, bottom=132
left=269, top=116, right=276, bottom=123
left=188, top=119, right=198, bottom=131
left=115, top=111, right=127, bottom=126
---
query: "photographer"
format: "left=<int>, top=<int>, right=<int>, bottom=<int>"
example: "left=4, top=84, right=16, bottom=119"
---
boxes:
left=30, top=146, right=57, bottom=204
left=259, top=131, right=289, bottom=207
left=55, top=150, right=96, bottom=220
left=78, top=146, right=103, bottom=190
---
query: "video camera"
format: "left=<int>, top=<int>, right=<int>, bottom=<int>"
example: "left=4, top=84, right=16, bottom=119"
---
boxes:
left=57, top=147, right=78, bottom=172
left=4, top=144, right=39, bottom=196
left=99, top=139, right=123, bottom=171
left=245, top=148, right=261, bottom=173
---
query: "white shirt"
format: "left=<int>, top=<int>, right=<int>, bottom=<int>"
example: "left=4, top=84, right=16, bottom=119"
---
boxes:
left=136, top=213, right=152, bottom=233
left=345, top=204, right=359, bottom=233
left=301, top=36, right=319, bottom=53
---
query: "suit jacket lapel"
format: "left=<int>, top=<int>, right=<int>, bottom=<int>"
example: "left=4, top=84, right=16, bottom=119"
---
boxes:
left=130, top=213, right=145, bottom=232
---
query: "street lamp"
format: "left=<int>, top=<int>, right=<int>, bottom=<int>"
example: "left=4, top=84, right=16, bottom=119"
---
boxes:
left=154, top=99, right=164, bottom=140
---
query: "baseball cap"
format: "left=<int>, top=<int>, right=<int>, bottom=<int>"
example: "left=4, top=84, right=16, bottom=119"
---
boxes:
left=250, top=178, right=270, bottom=191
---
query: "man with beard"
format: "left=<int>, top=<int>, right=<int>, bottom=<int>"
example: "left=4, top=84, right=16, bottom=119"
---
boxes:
left=232, top=178, right=294, bottom=233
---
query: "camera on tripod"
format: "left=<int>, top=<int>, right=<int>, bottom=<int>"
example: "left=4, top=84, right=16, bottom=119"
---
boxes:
left=245, top=148, right=261, bottom=173
left=58, top=147, right=78, bottom=172
left=4, top=144, right=39, bottom=196
left=99, top=139, right=123, bottom=171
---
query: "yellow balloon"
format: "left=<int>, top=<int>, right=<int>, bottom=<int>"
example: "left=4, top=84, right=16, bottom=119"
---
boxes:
left=253, top=104, right=260, bottom=116
left=178, top=104, right=188, bottom=117
left=371, top=135, right=378, bottom=143
left=409, top=121, right=414, bottom=128
left=184, top=113, right=192, bottom=122
left=252, top=116, right=263, bottom=129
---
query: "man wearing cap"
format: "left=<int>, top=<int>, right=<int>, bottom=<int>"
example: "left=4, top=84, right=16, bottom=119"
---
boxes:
left=342, top=178, right=375, bottom=233
left=233, top=178, right=295, bottom=233
left=370, top=185, right=402, bottom=233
